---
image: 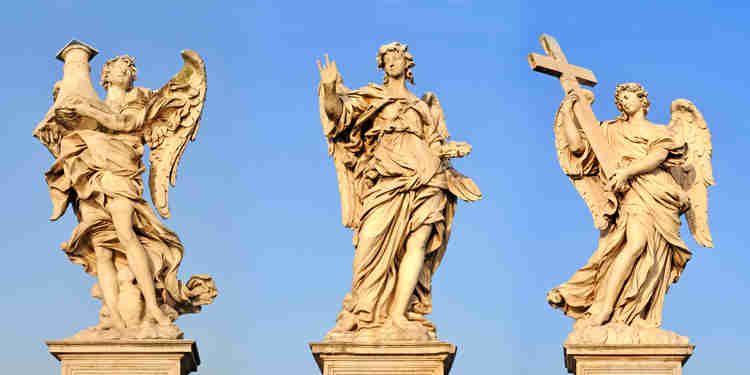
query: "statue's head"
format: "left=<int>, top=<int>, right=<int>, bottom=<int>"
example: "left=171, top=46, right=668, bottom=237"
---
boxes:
left=100, top=55, right=137, bottom=91
left=614, top=82, right=650, bottom=118
left=377, top=42, right=415, bottom=85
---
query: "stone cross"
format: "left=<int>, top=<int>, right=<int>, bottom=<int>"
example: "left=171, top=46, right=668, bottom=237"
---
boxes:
left=528, top=34, right=617, bottom=176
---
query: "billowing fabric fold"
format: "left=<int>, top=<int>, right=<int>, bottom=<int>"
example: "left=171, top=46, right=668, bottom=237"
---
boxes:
left=552, top=120, right=690, bottom=327
left=43, top=97, right=207, bottom=315
left=322, top=84, right=478, bottom=336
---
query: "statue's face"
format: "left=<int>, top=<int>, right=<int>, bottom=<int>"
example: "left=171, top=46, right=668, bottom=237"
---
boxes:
left=383, top=51, right=406, bottom=79
left=617, top=91, right=642, bottom=115
left=108, top=60, right=134, bottom=89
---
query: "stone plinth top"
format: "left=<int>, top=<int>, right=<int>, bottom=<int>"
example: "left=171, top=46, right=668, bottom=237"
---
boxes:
left=310, top=341, right=456, bottom=355
left=564, top=344, right=695, bottom=375
left=47, top=339, right=198, bottom=358
left=47, top=339, right=200, bottom=375
left=310, top=341, right=457, bottom=375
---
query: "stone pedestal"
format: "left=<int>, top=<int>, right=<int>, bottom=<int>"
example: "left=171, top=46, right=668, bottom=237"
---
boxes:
left=310, top=341, right=456, bottom=375
left=47, top=339, right=200, bottom=375
left=564, top=344, right=694, bottom=375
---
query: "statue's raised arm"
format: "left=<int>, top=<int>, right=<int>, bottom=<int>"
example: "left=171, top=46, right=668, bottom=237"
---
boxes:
left=553, top=89, right=617, bottom=230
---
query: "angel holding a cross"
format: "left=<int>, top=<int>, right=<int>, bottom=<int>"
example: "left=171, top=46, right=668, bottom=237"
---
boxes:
left=530, top=36, right=714, bottom=340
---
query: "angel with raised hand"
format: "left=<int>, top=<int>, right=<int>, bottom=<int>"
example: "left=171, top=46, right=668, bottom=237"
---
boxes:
left=316, top=42, right=481, bottom=343
left=546, top=82, right=714, bottom=343
left=33, top=41, right=216, bottom=339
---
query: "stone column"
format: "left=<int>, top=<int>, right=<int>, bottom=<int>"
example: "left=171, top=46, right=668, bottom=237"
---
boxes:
left=310, top=341, right=456, bottom=375
left=564, top=344, right=694, bottom=375
left=47, top=339, right=200, bottom=375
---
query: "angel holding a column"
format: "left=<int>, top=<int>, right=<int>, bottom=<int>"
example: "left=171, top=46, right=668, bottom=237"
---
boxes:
left=34, top=42, right=217, bottom=339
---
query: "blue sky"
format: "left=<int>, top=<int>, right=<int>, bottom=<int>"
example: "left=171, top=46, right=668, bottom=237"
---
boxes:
left=2, top=1, right=749, bottom=374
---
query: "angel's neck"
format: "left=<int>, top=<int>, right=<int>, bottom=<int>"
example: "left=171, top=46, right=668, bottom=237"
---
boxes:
left=383, top=77, right=409, bottom=97
left=105, top=86, right=128, bottom=105
left=624, top=111, right=646, bottom=124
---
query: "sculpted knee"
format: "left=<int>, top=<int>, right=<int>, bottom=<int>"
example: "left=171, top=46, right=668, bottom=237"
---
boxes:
left=622, top=242, right=645, bottom=259
left=95, top=248, right=113, bottom=262
left=107, top=199, right=131, bottom=217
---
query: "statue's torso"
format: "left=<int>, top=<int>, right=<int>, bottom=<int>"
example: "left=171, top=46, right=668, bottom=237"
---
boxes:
left=360, top=99, right=438, bottom=179
left=604, top=120, right=685, bottom=212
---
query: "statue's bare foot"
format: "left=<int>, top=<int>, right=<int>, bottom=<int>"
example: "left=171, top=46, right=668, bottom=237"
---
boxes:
left=588, top=310, right=611, bottom=326
left=575, top=309, right=611, bottom=330
left=391, top=314, right=412, bottom=330
left=391, top=314, right=426, bottom=334
left=147, top=305, right=172, bottom=326
left=112, top=317, right=127, bottom=330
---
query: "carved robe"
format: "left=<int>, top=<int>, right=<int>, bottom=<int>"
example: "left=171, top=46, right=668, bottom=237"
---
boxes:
left=43, top=88, right=207, bottom=315
left=552, top=119, right=691, bottom=327
left=321, top=84, right=480, bottom=337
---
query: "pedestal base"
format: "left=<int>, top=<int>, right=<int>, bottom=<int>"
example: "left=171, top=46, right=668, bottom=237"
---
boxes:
left=310, top=341, right=456, bottom=375
left=564, top=344, right=694, bottom=375
left=47, top=339, right=200, bottom=375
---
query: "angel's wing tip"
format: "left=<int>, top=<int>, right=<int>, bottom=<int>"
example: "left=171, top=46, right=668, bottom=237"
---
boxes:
left=180, top=50, right=204, bottom=66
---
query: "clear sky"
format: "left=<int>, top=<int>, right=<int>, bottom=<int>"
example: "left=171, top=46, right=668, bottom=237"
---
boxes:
left=2, top=1, right=749, bottom=374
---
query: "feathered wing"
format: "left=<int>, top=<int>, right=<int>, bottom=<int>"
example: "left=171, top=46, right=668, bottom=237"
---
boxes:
left=668, top=99, right=714, bottom=247
left=553, top=101, right=617, bottom=230
left=146, top=50, right=207, bottom=219
left=421, top=92, right=481, bottom=202
left=420, top=92, right=450, bottom=142
left=319, top=79, right=362, bottom=230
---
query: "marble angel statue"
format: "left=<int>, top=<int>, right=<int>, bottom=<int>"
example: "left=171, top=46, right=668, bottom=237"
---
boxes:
left=546, top=83, right=714, bottom=344
left=316, top=43, right=481, bottom=343
left=33, top=41, right=217, bottom=339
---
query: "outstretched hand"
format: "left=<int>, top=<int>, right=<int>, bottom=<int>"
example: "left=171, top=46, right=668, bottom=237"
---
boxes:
left=441, top=141, right=472, bottom=159
left=317, top=54, right=339, bottom=91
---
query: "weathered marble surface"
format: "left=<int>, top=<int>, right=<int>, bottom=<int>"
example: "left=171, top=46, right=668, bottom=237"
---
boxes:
left=310, top=341, right=456, bottom=375
left=564, top=344, right=693, bottom=375
left=316, top=43, right=481, bottom=343
left=33, top=40, right=217, bottom=340
left=47, top=339, right=200, bottom=375
left=529, top=34, right=714, bottom=342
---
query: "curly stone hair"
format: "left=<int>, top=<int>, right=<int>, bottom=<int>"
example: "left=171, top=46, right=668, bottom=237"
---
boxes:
left=614, top=82, right=650, bottom=117
left=377, top=42, right=415, bottom=85
left=100, top=55, right=137, bottom=90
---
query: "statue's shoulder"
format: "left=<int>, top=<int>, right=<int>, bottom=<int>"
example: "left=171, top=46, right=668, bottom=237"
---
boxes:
left=601, top=119, right=620, bottom=128
left=642, top=120, right=675, bottom=140
left=355, top=83, right=385, bottom=95
left=122, top=87, right=152, bottom=111
left=128, top=87, right=152, bottom=101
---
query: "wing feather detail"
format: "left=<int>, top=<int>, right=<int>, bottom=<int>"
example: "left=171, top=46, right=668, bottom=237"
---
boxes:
left=319, top=79, right=362, bottom=230
left=146, top=50, right=207, bottom=219
left=421, top=92, right=481, bottom=202
left=668, top=99, right=714, bottom=247
left=554, top=100, right=617, bottom=230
